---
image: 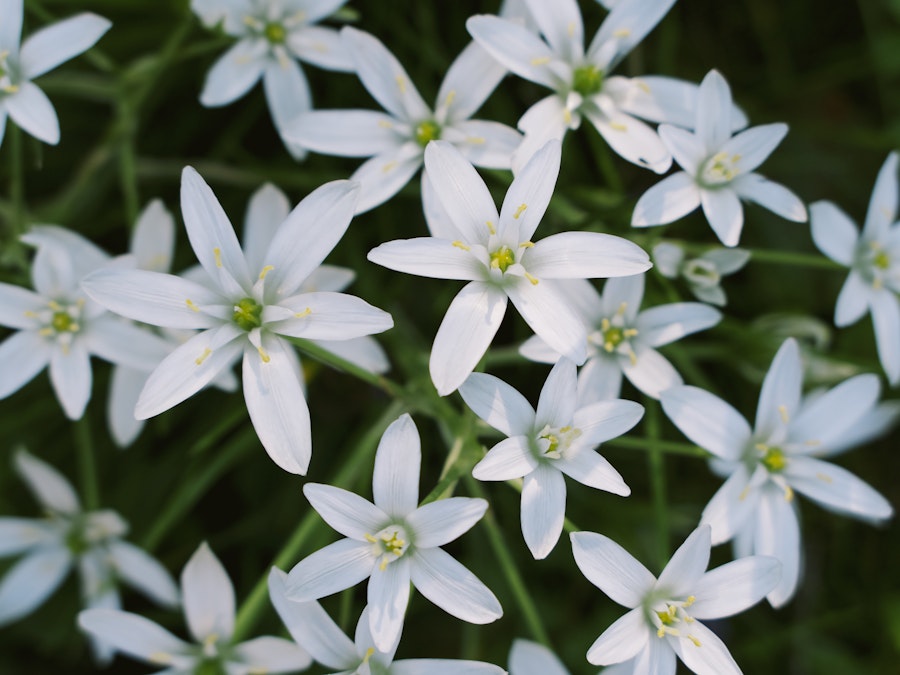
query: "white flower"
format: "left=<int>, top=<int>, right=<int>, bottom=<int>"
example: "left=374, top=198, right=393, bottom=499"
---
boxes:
left=632, top=69, right=807, bottom=246
left=79, top=542, right=311, bottom=674
left=653, top=242, right=750, bottom=306
left=810, top=152, right=900, bottom=384
left=0, top=450, right=178, bottom=662
left=459, top=358, right=642, bottom=559
left=0, top=0, right=110, bottom=147
left=285, top=26, right=521, bottom=214
left=468, top=0, right=730, bottom=172
left=660, top=338, right=895, bottom=607
left=509, top=639, right=572, bottom=675
left=0, top=226, right=172, bottom=420
left=520, top=274, right=721, bottom=402
left=368, top=139, right=650, bottom=395
left=192, top=0, right=353, bottom=159
left=286, top=413, right=502, bottom=652
left=571, top=525, right=781, bottom=674
left=269, top=569, right=505, bottom=675
left=81, top=168, right=393, bottom=475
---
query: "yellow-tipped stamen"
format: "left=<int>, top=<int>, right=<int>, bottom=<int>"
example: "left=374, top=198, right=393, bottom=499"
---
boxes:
left=485, top=220, right=496, bottom=234
left=513, top=203, right=528, bottom=219
left=600, top=317, right=611, bottom=331
left=614, top=28, right=631, bottom=38
left=636, top=79, right=651, bottom=93
left=213, top=247, right=223, bottom=268
left=149, top=652, right=173, bottom=665
left=519, top=241, right=534, bottom=248
left=48, top=301, right=63, bottom=311
left=395, top=75, right=407, bottom=94
left=563, top=108, right=572, bottom=125
left=38, top=327, right=54, bottom=337
left=257, top=346, right=271, bottom=363
left=186, top=299, right=200, bottom=312
left=466, top=136, right=486, bottom=144
left=195, top=348, right=212, bottom=365
left=687, top=634, right=702, bottom=647
left=530, top=56, right=551, bottom=66
left=784, top=484, right=794, bottom=502
left=627, top=346, right=638, bottom=366
left=778, top=404, right=789, bottom=423
left=378, top=120, right=393, bottom=129
left=259, top=265, right=274, bottom=280
left=452, top=240, right=470, bottom=251
left=444, top=90, right=456, bottom=107
left=294, top=307, right=312, bottom=318
left=23, top=310, right=37, bottom=318
left=623, top=328, right=639, bottom=338
left=804, top=439, right=821, bottom=446
left=524, top=272, right=539, bottom=285
left=382, top=161, right=397, bottom=173
left=610, top=121, right=627, bottom=132
left=816, top=472, right=833, bottom=483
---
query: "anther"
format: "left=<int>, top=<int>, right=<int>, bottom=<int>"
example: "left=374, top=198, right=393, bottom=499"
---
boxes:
left=213, top=248, right=223, bottom=268
left=259, top=265, right=274, bottom=280
left=195, top=348, right=212, bottom=365
left=452, top=240, right=470, bottom=251
left=513, top=203, right=528, bottom=219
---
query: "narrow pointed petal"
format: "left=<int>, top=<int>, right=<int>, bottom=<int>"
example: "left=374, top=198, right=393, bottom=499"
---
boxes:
left=182, top=542, right=235, bottom=643
left=787, top=457, right=893, bottom=521
left=50, top=340, right=91, bottom=420
left=823, top=400, right=900, bottom=457
left=0, top=518, right=57, bottom=557
left=587, top=109, right=671, bottom=174
left=670, top=620, right=741, bottom=675
left=700, top=188, right=744, bottom=247
left=570, top=531, right=655, bottom=608
left=691, top=555, right=781, bottom=620
left=233, top=636, right=313, bottom=673
left=755, top=338, right=802, bottom=438
left=864, top=152, right=899, bottom=239
left=351, top=143, right=423, bottom=214
left=523, top=0, right=582, bottom=60
left=556, top=449, right=630, bottom=496
left=0, top=548, right=72, bottom=625
left=519, top=334, right=559, bottom=365
left=586, top=607, right=651, bottom=666
left=527, top=231, right=652, bottom=279
left=373, top=413, right=421, bottom=517
left=199, top=39, right=265, bottom=106
left=0, top=283, right=45, bottom=329
left=754, top=488, right=801, bottom=607
left=287, top=539, right=374, bottom=602
left=448, top=120, right=523, bottom=170
left=84, top=316, right=171, bottom=371
left=288, top=24, right=353, bottom=70
left=506, top=279, right=587, bottom=365
left=77, top=609, right=194, bottom=668
left=312, top=336, right=389, bottom=374
left=660, top=386, right=748, bottom=460
left=366, top=238, right=484, bottom=281
left=834, top=270, right=870, bottom=326
left=0, top=331, right=51, bottom=400
left=354, top=604, right=400, bottom=664
left=626, top=638, right=677, bottom=674
left=472, top=436, right=540, bottom=481
left=430, top=282, right=508, bottom=396
left=459, top=372, right=536, bottom=437
left=511, top=96, right=570, bottom=172
left=721, top=123, right=788, bottom=175
left=635, top=303, right=721, bottom=347
left=657, top=124, right=706, bottom=174
left=131, top=199, right=175, bottom=273
left=422, top=169, right=457, bottom=239
left=409, top=547, right=502, bottom=623
left=391, top=659, right=505, bottom=675
left=699, top=463, right=756, bottom=545
left=500, top=139, right=560, bottom=242
left=509, top=639, right=569, bottom=675
left=577, top=354, right=624, bottom=404
left=264, top=57, right=311, bottom=160
left=242, top=184, right=288, bottom=274
left=631, top=172, right=701, bottom=227
left=367, top=555, right=411, bottom=652
left=521, top=464, right=566, bottom=559
left=20, top=13, right=111, bottom=79
left=5, top=82, right=59, bottom=144
left=13, top=449, right=80, bottom=513
left=108, top=540, right=179, bottom=608
left=871, top=290, right=900, bottom=384
left=588, top=0, right=677, bottom=69
left=303, top=483, right=388, bottom=540
left=598, top=271, right=643, bottom=322
left=570, top=399, right=640, bottom=448
left=286, top=109, right=402, bottom=157
left=437, top=41, right=507, bottom=122
left=732, top=173, right=807, bottom=222
left=466, top=15, right=559, bottom=89
left=809, top=201, right=858, bottom=266
left=407, top=498, right=488, bottom=549
left=656, top=526, right=711, bottom=597
left=269, top=291, right=392, bottom=340
left=0, top=0, right=22, bottom=53
left=694, top=69, right=732, bottom=152
left=621, top=345, right=682, bottom=399
left=789, top=374, right=880, bottom=448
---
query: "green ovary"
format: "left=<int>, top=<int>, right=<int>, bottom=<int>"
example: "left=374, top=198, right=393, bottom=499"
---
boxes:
left=194, top=659, right=227, bottom=675
left=415, top=120, right=441, bottom=147
left=264, top=22, right=286, bottom=44
left=572, top=65, right=603, bottom=97
left=602, top=326, right=624, bottom=350
left=489, top=246, right=516, bottom=273
left=761, top=446, right=787, bottom=472
left=874, top=250, right=890, bottom=270
left=233, top=298, right=263, bottom=331
left=51, top=311, right=78, bottom=334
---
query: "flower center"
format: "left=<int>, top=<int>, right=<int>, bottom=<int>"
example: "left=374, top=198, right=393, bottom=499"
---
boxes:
left=699, top=152, right=741, bottom=187
left=264, top=21, right=287, bottom=44
left=536, top=424, right=582, bottom=459
left=489, top=246, right=516, bottom=273
left=572, top=64, right=603, bottom=97
left=33, top=300, right=84, bottom=352
left=232, top=297, right=263, bottom=331
left=415, top=120, right=441, bottom=147
left=589, top=312, right=639, bottom=356
left=51, top=310, right=78, bottom=334
left=365, top=524, right=410, bottom=570
left=649, top=596, right=701, bottom=646
left=682, top=258, right=721, bottom=288
left=757, top=443, right=787, bottom=473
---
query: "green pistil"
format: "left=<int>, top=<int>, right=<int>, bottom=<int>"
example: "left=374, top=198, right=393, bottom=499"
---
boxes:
left=489, top=246, right=516, bottom=273
left=541, top=433, right=560, bottom=455
left=874, top=250, right=890, bottom=270
left=195, top=658, right=227, bottom=675
left=415, top=120, right=441, bottom=147
left=761, top=446, right=787, bottom=472
left=65, top=529, right=89, bottom=555
left=572, top=65, right=603, bottom=97
left=603, top=326, right=624, bottom=351
left=233, top=297, right=263, bottom=331
left=264, top=22, right=286, bottom=44
left=51, top=311, right=77, bottom=333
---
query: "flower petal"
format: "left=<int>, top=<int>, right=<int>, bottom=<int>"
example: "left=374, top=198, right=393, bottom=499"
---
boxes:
left=367, top=555, right=411, bottom=652
left=670, top=619, right=741, bottom=675
left=511, top=95, right=570, bottom=172
left=50, top=339, right=91, bottom=420
left=437, top=40, right=507, bottom=123
left=656, top=526, right=711, bottom=598
left=522, top=0, right=583, bottom=61
left=586, top=606, right=651, bottom=666
left=13, top=449, right=79, bottom=513
left=700, top=187, right=744, bottom=247
left=789, top=374, right=880, bottom=449
left=521, top=463, right=566, bottom=559
left=0, top=518, right=57, bottom=557
left=754, top=487, right=801, bottom=608
left=570, top=531, right=655, bottom=608
left=588, top=0, right=677, bottom=70
left=472, top=436, right=540, bottom=481
left=459, top=372, right=536, bottom=437
left=84, top=315, right=171, bottom=371
left=182, top=542, right=235, bottom=643
left=199, top=38, right=265, bottom=106
left=500, top=138, right=560, bottom=242
left=568, top=398, right=643, bottom=455
left=586, top=109, right=671, bottom=174
left=287, top=539, right=375, bottom=602
left=303, top=483, right=389, bottom=540
left=657, top=124, right=707, bottom=174
left=631, top=171, right=701, bottom=226
left=0, top=547, right=72, bottom=626
left=466, top=15, right=559, bottom=89
left=351, top=143, right=423, bottom=214
left=269, top=291, right=392, bottom=340
left=694, top=69, right=732, bottom=153
left=131, top=199, right=176, bottom=273
left=5, top=81, right=59, bottom=144
left=107, top=540, right=179, bottom=608
left=232, top=636, right=312, bottom=673
left=77, top=608, right=194, bottom=668
left=508, top=639, right=569, bottom=675
left=448, top=119, right=522, bottom=170
left=20, top=13, right=111, bottom=79
left=834, top=270, right=870, bottom=327
left=722, top=123, right=787, bottom=174
left=691, top=555, right=782, bottom=620
left=373, top=413, right=421, bottom=517
left=732, top=173, right=807, bottom=222
left=288, top=24, right=353, bottom=71
left=556, top=447, right=629, bottom=496
left=786, top=456, right=893, bottom=521
left=755, top=338, right=803, bottom=439
left=286, top=109, right=403, bottom=157
left=809, top=201, right=858, bottom=266
left=863, top=152, right=899, bottom=239
left=635, top=302, right=721, bottom=347
left=0, top=331, right=51, bottom=401
left=366, top=238, right=484, bottom=281
left=242, top=184, right=288, bottom=273
left=0, top=283, right=45, bottom=329
left=533, top=357, right=577, bottom=430
left=506, top=279, right=587, bottom=365
left=407, top=498, right=488, bottom=550
left=660, top=386, right=748, bottom=460
left=699, top=463, right=757, bottom=545
left=871, top=290, right=900, bottom=384
left=526, top=232, right=652, bottom=279
left=0, top=0, right=22, bottom=53
left=263, top=58, right=311, bottom=160
left=409, top=547, right=502, bottom=623
left=577, top=354, right=624, bottom=404
left=620, top=344, right=682, bottom=400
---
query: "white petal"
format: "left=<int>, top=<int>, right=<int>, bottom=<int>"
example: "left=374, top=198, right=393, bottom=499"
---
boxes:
left=620, top=344, right=682, bottom=400
left=519, top=334, right=560, bottom=365
left=823, top=400, right=900, bottom=457
left=508, top=639, right=569, bottom=675
left=521, top=464, right=566, bottom=559
left=699, top=463, right=756, bottom=545
left=131, top=200, right=176, bottom=273
left=0, top=0, right=22, bottom=53
left=0, top=283, right=45, bottom=329
left=527, top=232, right=652, bottom=279
left=567, top=398, right=642, bottom=449
left=77, top=608, right=193, bottom=668
left=269, top=291, right=392, bottom=340
left=522, top=0, right=582, bottom=61
left=0, top=331, right=49, bottom=400
left=721, top=123, right=787, bottom=174
left=732, top=173, right=807, bottom=222
left=303, top=483, right=388, bottom=540
left=242, top=337, right=311, bottom=474
left=458, top=372, right=536, bottom=437
left=587, top=109, right=671, bottom=174
left=351, top=143, right=423, bottom=214
left=809, top=201, right=858, bottom=266
left=84, top=315, right=170, bottom=371
left=182, top=542, right=235, bottom=643
left=288, top=24, right=353, bottom=70
left=789, top=373, right=880, bottom=449
left=311, top=336, right=389, bottom=374
left=5, top=81, right=59, bottom=144
left=660, top=386, right=748, bottom=460
left=472, top=436, right=540, bottom=481
left=600, top=274, right=643, bottom=322
left=700, top=188, right=744, bottom=247
left=588, top=0, right=677, bottom=69
left=569, top=531, right=655, bottom=608
left=354, top=604, right=399, bottom=663
left=0, top=547, right=72, bottom=625
left=342, top=27, right=430, bottom=121
left=0, top=518, right=56, bottom=557
left=754, top=488, right=801, bottom=608
left=631, top=172, right=701, bottom=227
left=437, top=41, right=507, bottom=122
left=50, top=339, right=91, bottom=419
left=287, top=539, right=374, bottom=602
left=407, top=498, right=488, bottom=548
left=576, top=354, right=624, bottom=404
left=422, top=169, right=457, bottom=239
left=285, top=109, right=403, bottom=157
left=199, top=39, right=265, bottom=106
left=863, top=152, right=899, bottom=239
left=430, top=282, right=508, bottom=396
left=670, top=620, right=741, bottom=675
left=511, top=95, right=570, bottom=172
left=367, top=555, right=411, bottom=652
left=242, top=184, right=288, bottom=274
left=232, top=636, right=312, bottom=673
left=622, top=638, right=677, bottom=674
left=871, top=290, right=900, bottom=384
left=466, top=15, right=559, bottom=89
left=755, top=338, right=802, bottom=438
left=373, top=413, right=421, bottom=517
left=135, top=327, right=242, bottom=419
left=13, top=448, right=80, bottom=513
left=409, top=547, right=502, bottom=623
left=366, top=238, right=484, bottom=281
left=656, top=526, right=711, bottom=597
left=834, top=270, right=871, bottom=326
left=786, top=457, right=893, bottom=521
left=263, top=58, right=311, bottom=158
left=108, top=540, right=179, bottom=608
left=635, top=302, right=720, bottom=347
left=657, top=124, right=706, bottom=174
left=506, top=279, right=587, bottom=365
left=695, top=69, right=732, bottom=152
left=534, top=357, right=577, bottom=429
left=20, top=13, right=111, bottom=79
left=691, top=555, right=782, bottom=619
left=586, top=607, right=651, bottom=666
left=500, top=138, right=560, bottom=242
left=448, top=119, right=522, bottom=170
left=557, top=447, right=629, bottom=496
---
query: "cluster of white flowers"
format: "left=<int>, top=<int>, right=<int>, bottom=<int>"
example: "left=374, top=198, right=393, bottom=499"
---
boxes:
left=0, top=0, right=895, bottom=673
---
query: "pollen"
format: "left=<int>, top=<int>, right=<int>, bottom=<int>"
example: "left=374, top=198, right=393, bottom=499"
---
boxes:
left=614, top=28, right=632, bottom=38
left=759, top=444, right=787, bottom=472
left=444, top=90, right=457, bottom=107
left=195, top=348, right=212, bottom=365
left=149, top=652, right=173, bottom=664
left=382, top=161, right=398, bottom=173
left=294, top=307, right=312, bottom=318
left=466, top=136, right=486, bottom=144
left=524, top=272, right=539, bottom=285
left=213, top=247, right=223, bottom=268
left=485, top=220, right=496, bottom=234
left=452, top=240, right=471, bottom=251
left=186, top=299, right=200, bottom=312
left=378, top=120, right=393, bottom=128
left=610, top=121, right=628, bottom=132
left=259, top=265, right=274, bottom=280
left=687, top=634, right=702, bottom=647
left=873, top=250, right=891, bottom=270
left=816, top=472, right=833, bottom=483
left=257, top=346, right=271, bottom=363
left=513, top=203, right=528, bottom=219
left=572, top=64, right=603, bottom=97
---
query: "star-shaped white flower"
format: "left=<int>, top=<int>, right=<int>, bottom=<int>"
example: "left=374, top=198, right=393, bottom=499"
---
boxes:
left=269, top=569, right=505, bottom=675
left=661, top=338, right=895, bottom=606
left=571, top=526, right=781, bottom=674
left=0, top=0, right=110, bottom=147
left=653, top=242, right=750, bottom=306
left=79, top=542, right=311, bottom=674
left=192, top=0, right=354, bottom=159
left=520, top=274, right=721, bottom=402
left=286, top=26, right=521, bottom=214
left=368, top=139, right=650, bottom=395
left=632, top=69, right=807, bottom=246
left=82, top=168, right=393, bottom=475
left=0, top=450, right=179, bottom=662
left=0, top=226, right=172, bottom=420
left=810, top=152, right=900, bottom=384
left=286, top=413, right=502, bottom=652
left=459, top=358, right=642, bottom=559
left=468, top=0, right=731, bottom=172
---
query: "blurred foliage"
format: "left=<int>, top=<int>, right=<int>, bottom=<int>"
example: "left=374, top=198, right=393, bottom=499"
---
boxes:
left=0, top=0, right=898, bottom=673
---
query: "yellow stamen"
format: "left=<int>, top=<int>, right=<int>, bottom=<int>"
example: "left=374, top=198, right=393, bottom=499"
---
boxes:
left=38, top=328, right=53, bottom=337
left=213, top=247, right=223, bottom=268
left=257, top=346, right=271, bottom=363
left=513, top=203, right=528, bottom=219
left=614, top=28, right=632, bottom=38
left=519, top=241, right=535, bottom=248
left=816, top=472, right=833, bottom=483
left=185, top=299, right=200, bottom=312
left=23, top=310, right=37, bottom=318
left=466, top=136, right=486, bottom=144
left=452, top=240, right=471, bottom=251
left=382, top=161, right=397, bottom=173
left=378, top=120, right=393, bottom=128
left=485, top=220, right=496, bottom=234
left=524, top=272, right=539, bottom=285
left=636, top=79, right=651, bottom=93
left=530, top=56, right=551, bottom=66
left=149, top=652, right=173, bottom=664
left=195, top=348, right=212, bottom=365
left=610, top=121, right=628, bottom=132
left=395, top=75, right=407, bottom=94
left=294, top=307, right=312, bottom=318
left=444, top=90, right=456, bottom=107
left=259, top=265, right=274, bottom=280
left=623, top=328, right=639, bottom=337
left=563, top=108, right=572, bottom=125
left=48, top=301, right=63, bottom=311
left=778, top=405, right=789, bottom=423
left=784, top=485, right=794, bottom=502
left=687, top=634, right=702, bottom=647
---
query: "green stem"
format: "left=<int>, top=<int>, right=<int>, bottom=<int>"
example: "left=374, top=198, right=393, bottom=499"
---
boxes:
left=644, top=399, right=669, bottom=570
left=288, top=338, right=403, bottom=399
left=465, top=477, right=552, bottom=648
left=604, top=435, right=708, bottom=458
left=744, top=247, right=843, bottom=270
left=73, top=417, right=99, bottom=511
left=117, top=98, right=139, bottom=225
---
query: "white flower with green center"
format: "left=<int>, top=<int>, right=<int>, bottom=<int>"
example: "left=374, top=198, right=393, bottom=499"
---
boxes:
left=810, top=152, right=900, bottom=384
left=0, top=450, right=178, bottom=662
left=520, top=274, right=721, bottom=402
left=571, top=525, right=781, bottom=674
left=468, top=0, right=743, bottom=173
left=285, top=413, right=502, bottom=653
left=81, top=168, right=393, bottom=475
left=368, top=139, right=650, bottom=396
left=79, top=542, right=311, bottom=674
left=192, top=0, right=354, bottom=159
left=285, top=26, right=521, bottom=214
left=269, top=570, right=505, bottom=675
left=0, top=0, right=110, bottom=147
left=459, top=358, right=642, bottom=559
left=661, top=338, right=895, bottom=607
left=652, top=242, right=750, bottom=307
left=632, top=69, right=807, bottom=246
